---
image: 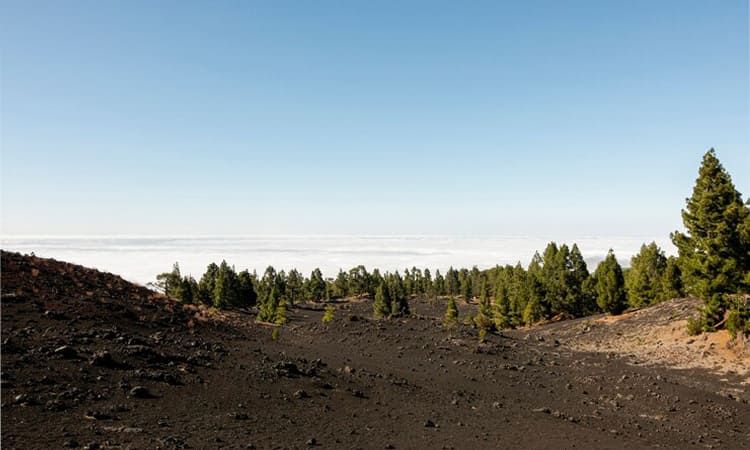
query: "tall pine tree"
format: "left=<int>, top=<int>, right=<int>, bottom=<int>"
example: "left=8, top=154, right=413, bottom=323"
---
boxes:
left=671, top=149, right=749, bottom=330
left=594, top=250, right=627, bottom=315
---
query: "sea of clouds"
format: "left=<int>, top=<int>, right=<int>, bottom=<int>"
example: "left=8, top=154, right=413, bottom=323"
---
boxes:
left=1, top=235, right=675, bottom=286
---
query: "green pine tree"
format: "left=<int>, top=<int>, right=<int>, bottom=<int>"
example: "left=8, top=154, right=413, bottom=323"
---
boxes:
left=493, top=271, right=512, bottom=329
left=259, top=286, right=281, bottom=322
left=154, top=262, right=183, bottom=297
left=274, top=301, right=289, bottom=325
left=373, top=283, right=391, bottom=318
left=594, top=250, right=627, bottom=315
left=322, top=304, right=336, bottom=323
left=445, top=297, right=459, bottom=323
left=567, top=244, right=592, bottom=317
left=522, top=296, right=543, bottom=326
left=671, top=149, right=749, bottom=330
left=474, top=286, right=495, bottom=332
left=661, top=256, right=684, bottom=300
left=306, top=268, right=327, bottom=302
left=626, top=242, right=668, bottom=308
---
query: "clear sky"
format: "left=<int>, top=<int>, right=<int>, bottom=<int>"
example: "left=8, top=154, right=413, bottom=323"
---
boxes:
left=1, top=0, right=748, bottom=238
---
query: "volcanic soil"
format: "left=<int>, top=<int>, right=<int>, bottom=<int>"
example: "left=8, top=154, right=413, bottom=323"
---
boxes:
left=2, top=251, right=749, bottom=449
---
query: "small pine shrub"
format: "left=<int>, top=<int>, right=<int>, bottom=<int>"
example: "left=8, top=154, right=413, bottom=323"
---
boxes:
left=444, top=297, right=458, bottom=323
left=726, top=297, right=750, bottom=339
left=478, top=328, right=487, bottom=342
left=473, top=312, right=495, bottom=332
left=322, top=305, right=335, bottom=323
left=373, top=284, right=391, bottom=319
left=274, top=303, right=289, bottom=325
left=686, top=316, right=703, bottom=336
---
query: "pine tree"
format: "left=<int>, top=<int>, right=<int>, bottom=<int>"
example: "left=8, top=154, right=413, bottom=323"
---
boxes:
left=460, top=274, right=473, bottom=301
left=285, top=269, right=304, bottom=306
left=474, top=282, right=495, bottom=332
left=671, top=149, right=749, bottom=330
left=237, top=269, right=257, bottom=307
left=259, top=286, right=281, bottom=322
left=594, top=250, right=627, bottom=315
left=493, top=271, right=512, bottom=328
left=445, top=267, right=460, bottom=295
left=524, top=252, right=546, bottom=323
left=373, top=283, right=391, bottom=318
left=212, top=261, right=238, bottom=309
left=523, top=296, right=543, bottom=326
left=348, top=265, right=369, bottom=296
left=433, top=269, right=445, bottom=296
left=567, top=243, right=591, bottom=316
left=178, top=276, right=196, bottom=304
left=306, top=268, right=326, bottom=302
left=389, top=274, right=410, bottom=317
left=423, top=268, right=433, bottom=297
left=445, top=297, right=459, bottom=323
left=661, top=256, right=684, bottom=300
left=332, top=269, right=349, bottom=298
left=368, top=268, right=383, bottom=296
left=154, top=262, right=182, bottom=297
left=274, top=301, right=289, bottom=325
left=322, top=304, right=336, bottom=323
left=626, top=242, right=668, bottom=308
left=508, top=263, right=527, bottom=325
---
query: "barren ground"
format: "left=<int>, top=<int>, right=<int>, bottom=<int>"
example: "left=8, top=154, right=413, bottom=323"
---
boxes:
left=2, top=251, right=749, bottom=449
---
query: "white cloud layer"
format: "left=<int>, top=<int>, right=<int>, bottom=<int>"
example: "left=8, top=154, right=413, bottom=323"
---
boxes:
left=1, top=235, right=675, bottom=285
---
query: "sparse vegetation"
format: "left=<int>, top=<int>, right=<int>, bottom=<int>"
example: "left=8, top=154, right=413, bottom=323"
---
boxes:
left=152, top=150, right=747, bottom=338
left=726, top=296, right=750, bottom=338
left=322, top=305, right=336, bottom=323
left=274, top=302, right=289, bottom=325
left=477, top=327, right=488, bottom=342
left=444, top=297, right=458, bottom=324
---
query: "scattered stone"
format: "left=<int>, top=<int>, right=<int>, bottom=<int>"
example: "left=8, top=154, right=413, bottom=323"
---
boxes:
left=273, top=361, right=300, bottom=377
left=13, top=394, right=30, bottom=405
left=63, top=439, right=79, bottom=448
left=423, top=419, right=437, bottom=428
left=90, top=351, right=116, bottom=368
left=46, top=399, right=68, bottom=411
left=84, top=410, right=113, bottom=421
left=306, top=437, right=317, bottom=446
left=294, top=389, right=309, bottom=399
left=129, top=386, right=153, bottom=399
left=54, top=346, right=78, bottom=359
left=532, top=407, right=551, bottom=414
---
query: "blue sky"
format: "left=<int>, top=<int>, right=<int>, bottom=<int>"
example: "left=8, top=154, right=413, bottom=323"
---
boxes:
left=1, top=0, right=748, bottom=238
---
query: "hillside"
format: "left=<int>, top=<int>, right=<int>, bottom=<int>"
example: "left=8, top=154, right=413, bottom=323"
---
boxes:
left=2, top=251, right=749, bottom=449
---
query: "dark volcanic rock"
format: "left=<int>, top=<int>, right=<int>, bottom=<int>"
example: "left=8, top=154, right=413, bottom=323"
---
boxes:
left=54, top=346, right=78, bottom=359
left=129, top=386, right=154, bottom=399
